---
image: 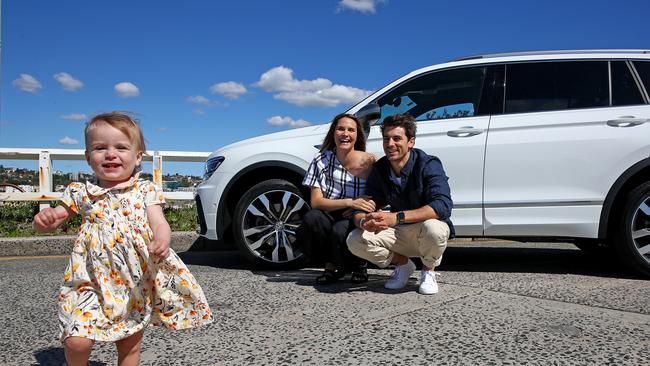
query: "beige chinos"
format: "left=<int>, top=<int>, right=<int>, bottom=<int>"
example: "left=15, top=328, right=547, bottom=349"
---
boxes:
left=347, top=219, right=450, bottom=269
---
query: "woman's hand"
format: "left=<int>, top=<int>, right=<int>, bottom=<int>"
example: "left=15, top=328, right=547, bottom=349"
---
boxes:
left=348, top=196, right=375, bottom=212
left=32, top=206, right=70, bottom=233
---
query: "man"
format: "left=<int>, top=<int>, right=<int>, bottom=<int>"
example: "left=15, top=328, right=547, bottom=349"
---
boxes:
left=347, top=113, right=454, bottom=295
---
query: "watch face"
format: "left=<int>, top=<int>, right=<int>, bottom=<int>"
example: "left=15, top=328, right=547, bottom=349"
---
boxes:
left=397, top=211, right=405, bottom=223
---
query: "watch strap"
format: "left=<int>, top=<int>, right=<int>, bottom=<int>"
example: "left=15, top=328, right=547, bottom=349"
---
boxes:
left=396, top=211, right=405, bottom=224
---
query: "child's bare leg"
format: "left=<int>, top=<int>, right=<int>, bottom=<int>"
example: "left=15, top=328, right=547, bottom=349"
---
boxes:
left=64, top=336, right=94, bottom=366
left=116, top=330, right=144, bottom=366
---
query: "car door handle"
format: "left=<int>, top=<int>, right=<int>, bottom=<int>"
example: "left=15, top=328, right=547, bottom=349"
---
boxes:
left=447, top=126, right=484, bottom=138
left=606, top=116, right=648, bottom=127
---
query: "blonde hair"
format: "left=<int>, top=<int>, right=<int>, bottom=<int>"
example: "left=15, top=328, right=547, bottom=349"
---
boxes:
left=85, top=111, right=146, bottom=154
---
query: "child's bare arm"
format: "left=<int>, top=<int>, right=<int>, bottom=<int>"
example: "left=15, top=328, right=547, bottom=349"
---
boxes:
left=146, top=205, right=171, bottom=259
left=32, top=205, right=72, bottom=233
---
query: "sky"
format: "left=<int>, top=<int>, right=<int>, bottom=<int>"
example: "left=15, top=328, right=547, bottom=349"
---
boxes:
left=1, top=0, right=649, bottom=176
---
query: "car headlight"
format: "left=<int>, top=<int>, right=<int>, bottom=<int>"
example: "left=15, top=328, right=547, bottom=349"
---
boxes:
left=204, top=156, right=225, bottom=180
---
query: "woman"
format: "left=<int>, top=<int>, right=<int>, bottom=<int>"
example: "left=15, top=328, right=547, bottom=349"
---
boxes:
left=298, top=113, right=376, bottom=284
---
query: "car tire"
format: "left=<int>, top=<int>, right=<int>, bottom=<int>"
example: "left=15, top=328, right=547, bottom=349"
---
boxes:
left=615, top=182, right=650, bottom=277
left=232, top=179, right=310, bottom=268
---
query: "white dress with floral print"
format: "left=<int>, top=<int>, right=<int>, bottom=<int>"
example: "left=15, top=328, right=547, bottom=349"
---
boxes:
left=58, top=176, right=213, bottom=342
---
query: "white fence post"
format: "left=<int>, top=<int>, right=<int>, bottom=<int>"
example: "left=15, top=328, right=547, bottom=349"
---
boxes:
left=38, top=151, right=52, bottom=211
left=153, top=151, right=163, bottom=189
left=0, top=148, right=210, bottom=202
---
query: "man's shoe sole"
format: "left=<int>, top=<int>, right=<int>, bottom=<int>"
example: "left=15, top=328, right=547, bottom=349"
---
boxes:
left=418, top=288, right=438, bottom=295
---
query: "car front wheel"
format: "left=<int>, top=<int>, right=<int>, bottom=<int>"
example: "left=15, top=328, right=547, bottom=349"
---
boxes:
left=233, top=179, right=310, bottom=268
left=615, top=182, right=650, bottom=277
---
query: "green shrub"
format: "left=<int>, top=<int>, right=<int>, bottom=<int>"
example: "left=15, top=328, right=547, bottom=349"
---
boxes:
left=0, top=201, right=197, bottom=237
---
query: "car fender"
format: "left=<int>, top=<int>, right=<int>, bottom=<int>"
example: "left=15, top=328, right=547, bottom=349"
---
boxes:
left=599, top=156, right=650, bottom=239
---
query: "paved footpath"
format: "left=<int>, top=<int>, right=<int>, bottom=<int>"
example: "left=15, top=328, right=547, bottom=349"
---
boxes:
left=1, top=241, right=649, bottom=365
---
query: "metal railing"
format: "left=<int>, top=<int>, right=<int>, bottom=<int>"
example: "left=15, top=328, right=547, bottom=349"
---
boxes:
left=0, top=148, right=210, bottom=210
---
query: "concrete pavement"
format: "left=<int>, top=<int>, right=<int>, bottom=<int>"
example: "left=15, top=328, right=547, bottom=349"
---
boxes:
left=0, top=240, right=649, bottom=365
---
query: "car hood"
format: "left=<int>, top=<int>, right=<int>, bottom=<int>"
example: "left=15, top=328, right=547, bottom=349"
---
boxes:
left=210, top=123, right=329, bottom=156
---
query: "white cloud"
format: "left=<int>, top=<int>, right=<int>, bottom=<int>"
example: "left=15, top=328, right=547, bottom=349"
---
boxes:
left=53, top=72, right=83, bottom=91
left=59, top=136, right=79, bottom=145
left=338, top=0, right=383, bottom=14
left=255, top=66, right=372, bottom=107
left=187, top=95, right=212, bottom=105
left=194, top=108, right=206, bottom=115
left=12, top=74, right=42, bottom=93
left=60, top=113, right=87, bottom=121
left=114, top=82, right=140, bottom=97
left=210, top=81, right=247, bottom=99
left=267, top=116, right=312, bottom=129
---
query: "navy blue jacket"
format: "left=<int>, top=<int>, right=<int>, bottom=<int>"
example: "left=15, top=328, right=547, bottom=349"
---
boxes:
left=364, top=148, right=455, bottom=237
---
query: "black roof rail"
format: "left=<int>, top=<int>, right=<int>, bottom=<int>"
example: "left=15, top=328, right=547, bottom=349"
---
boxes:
left=451, top=49, right=650, bottom=62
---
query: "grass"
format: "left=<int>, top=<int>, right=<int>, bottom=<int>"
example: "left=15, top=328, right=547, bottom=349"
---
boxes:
left=0, top=201, right=197, bottom=237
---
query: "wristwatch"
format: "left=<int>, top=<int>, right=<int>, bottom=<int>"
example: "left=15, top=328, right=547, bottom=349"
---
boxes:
left=396, top=211, right=405, bottom=225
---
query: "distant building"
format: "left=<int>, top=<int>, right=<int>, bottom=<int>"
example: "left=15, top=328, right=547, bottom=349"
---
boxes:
left=177, top=186, right=196, bottom=193
left=162, top=181, right=181, bottom=190
left=18, top=185, right=35, bottom=192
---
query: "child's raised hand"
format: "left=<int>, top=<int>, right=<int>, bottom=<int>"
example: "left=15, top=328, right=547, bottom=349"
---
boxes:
left=33, top=206, right=70, bottom=233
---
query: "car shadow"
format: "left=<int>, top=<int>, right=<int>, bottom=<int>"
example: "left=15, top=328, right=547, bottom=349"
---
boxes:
left=438, top=245, right=640, bottom=278
left=177, top=250, right=252, bottom=270
left=179, top=244, right=644, bottom=292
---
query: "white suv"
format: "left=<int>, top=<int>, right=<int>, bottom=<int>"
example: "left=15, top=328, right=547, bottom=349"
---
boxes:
left=196, top=49, right=650, bottom=276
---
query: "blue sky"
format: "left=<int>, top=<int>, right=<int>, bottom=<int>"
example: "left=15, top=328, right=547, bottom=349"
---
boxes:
left=1, top=0, right=648, bottom=176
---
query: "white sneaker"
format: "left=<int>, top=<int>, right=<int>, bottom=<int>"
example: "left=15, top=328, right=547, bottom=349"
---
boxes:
left=418, top=270, right=439, bottom=295
left=384, top=259, right=416, bottom=289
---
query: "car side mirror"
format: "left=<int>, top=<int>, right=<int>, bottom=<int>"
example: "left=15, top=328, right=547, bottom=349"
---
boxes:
left=355, top=102, right=380, bottom=138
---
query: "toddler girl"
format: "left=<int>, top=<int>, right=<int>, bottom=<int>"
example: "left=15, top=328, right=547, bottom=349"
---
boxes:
left=33, top=112, right=213, bottom=366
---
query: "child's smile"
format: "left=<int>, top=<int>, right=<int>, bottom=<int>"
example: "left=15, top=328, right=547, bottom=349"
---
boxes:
left=85, top=121, right=142, bottom=188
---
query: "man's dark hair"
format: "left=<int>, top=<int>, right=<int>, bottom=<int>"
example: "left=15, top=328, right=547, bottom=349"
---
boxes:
left=381, top=113, right=417, bottom=140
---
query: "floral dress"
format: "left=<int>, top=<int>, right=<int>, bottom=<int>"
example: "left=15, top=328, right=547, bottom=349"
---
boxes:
left=58, top=176, right=213, bottom=342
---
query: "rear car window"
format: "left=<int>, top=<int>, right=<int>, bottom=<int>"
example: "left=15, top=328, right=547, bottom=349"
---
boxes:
left=505, top=61, right=608, bottom=114
left=611, top=61, right=644, bottom=106
left=633, top=61, right=650, bottom=96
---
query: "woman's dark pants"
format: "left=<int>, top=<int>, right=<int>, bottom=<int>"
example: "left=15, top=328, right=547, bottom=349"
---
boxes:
left=296, top=209, right=364, bottom=271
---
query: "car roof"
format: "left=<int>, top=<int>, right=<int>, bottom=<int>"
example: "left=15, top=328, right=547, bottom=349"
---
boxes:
left=451, top=49, right=650, bottom=62
left=347, top=49, right=650, bottom=115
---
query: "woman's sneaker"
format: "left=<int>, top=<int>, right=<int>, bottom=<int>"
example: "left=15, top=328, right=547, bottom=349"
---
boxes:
left=384, top=259, right=416, bottom=289
left=418, top=270, right=439, bottom=295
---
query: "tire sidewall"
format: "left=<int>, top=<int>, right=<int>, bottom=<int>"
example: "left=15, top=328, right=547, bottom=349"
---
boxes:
left=616, top=182, right=650, bottom=277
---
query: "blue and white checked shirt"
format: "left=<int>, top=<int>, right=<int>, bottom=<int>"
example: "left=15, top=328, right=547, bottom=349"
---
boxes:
left=302, top=150, right=366, bottom=199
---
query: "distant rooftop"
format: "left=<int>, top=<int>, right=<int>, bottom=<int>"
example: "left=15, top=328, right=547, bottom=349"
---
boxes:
left=452, top=49, right=650, bottom=62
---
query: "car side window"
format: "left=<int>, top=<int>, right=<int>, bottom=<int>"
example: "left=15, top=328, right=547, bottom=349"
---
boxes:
left=505, top=61, right=609, bottom=114
left=375, top=67, right=487, bottom=124
left=611, top=61, right=644, bottom=106
left=632, top=61, right=650, bottom=97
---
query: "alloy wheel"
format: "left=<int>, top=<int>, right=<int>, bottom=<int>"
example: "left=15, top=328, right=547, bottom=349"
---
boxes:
left=240, top=189, right=309, bottom=264
left=630, top=193, right=650, bottom=266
